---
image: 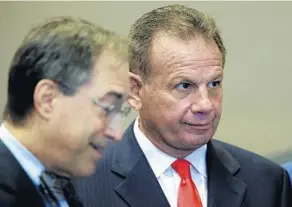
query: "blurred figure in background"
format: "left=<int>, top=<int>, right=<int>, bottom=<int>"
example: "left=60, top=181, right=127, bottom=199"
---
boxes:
left=75, top=4, right=292, bottom=207
left=0, top=16, right=130, bottom=206
left=283, top=162, right=292, bottom=184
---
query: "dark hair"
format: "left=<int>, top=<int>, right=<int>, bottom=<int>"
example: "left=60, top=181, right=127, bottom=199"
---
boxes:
left=4, top=16, right=128, bottom=124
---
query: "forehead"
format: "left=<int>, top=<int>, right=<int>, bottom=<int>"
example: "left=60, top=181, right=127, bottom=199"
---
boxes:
left=149, top=34, right=222, bottom=77
left=84, top=50, right=129, bottom=100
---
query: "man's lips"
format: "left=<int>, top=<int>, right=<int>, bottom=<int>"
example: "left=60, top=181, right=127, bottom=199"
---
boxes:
left=89, top=143, right=104, bottom=151
left=183, top=122, right=212, bottom=129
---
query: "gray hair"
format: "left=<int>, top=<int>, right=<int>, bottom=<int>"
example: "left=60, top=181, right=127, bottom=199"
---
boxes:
left=129, top=4, right=226, bottom=81
left=4, top=16, right=128, bottom=124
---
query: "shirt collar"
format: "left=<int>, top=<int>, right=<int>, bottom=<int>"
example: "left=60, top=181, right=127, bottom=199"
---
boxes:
left=0, top=123, right=45, bottom=186
left=133, top=118, right=207, bottom=178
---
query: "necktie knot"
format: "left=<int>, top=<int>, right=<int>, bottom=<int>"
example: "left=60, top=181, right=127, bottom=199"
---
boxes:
left=39, top=170, right=83, bottom=207
left=171, top=159, right=192, bottom=178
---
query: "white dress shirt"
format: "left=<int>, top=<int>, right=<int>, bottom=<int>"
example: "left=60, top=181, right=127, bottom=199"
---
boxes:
left=0, top=123, right=69, bottom=207
left=134, top=118, right=208, bottom=207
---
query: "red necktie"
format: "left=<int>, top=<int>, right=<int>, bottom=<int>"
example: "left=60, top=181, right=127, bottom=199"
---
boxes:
left=172, top=159, right=203, bottom=207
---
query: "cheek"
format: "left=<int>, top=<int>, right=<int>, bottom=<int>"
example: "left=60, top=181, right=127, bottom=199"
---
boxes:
left=54, top=108, right=95, bottom=147
left=91, top=118, right=106, bottom=137
left=141, top=88, right=190, bottom=126
left=142, top=92, right=167, bottom=117
left=211, top=95, right=222, bottom=116
left=151, top=101, right=187, bottom=128
left=59, top=124, right=90, bottom=148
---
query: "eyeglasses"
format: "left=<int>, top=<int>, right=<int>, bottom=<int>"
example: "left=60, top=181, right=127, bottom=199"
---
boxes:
left=92, top=99, right=131, bottom=118
left=54, top=80, right=131, bottom=119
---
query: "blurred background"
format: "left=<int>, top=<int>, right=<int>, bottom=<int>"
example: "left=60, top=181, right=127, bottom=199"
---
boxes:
left=1, top=1, right=291, bottom=163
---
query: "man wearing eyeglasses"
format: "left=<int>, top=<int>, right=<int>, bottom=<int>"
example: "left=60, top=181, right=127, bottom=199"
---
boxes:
left=0, top=16, right=130, bottom=207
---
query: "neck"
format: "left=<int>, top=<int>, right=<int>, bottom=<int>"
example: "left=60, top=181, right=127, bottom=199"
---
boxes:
left=138, top=119, right=194, bottom=158
left=3, top=119, right=71, bottom=177
left=4, top=119, right=41, bottom=153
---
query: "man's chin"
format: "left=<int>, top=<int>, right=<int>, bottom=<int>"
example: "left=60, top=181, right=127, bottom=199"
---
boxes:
left=74, top=167, right=97, bottom=178
left=182, top=133, right=214, bottom=147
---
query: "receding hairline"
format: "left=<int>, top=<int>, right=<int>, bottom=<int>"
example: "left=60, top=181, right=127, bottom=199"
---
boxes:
left=149, top=30, right=223, bottom=56
left=136, top=30, right=222, bottom=80
left=147, top=31, right=222, bottom=74
left=128, top=4, right=226, bottom=82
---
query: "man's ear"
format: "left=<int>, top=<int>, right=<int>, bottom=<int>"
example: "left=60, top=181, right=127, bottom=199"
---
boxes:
left=33, top=79, right=59, bottom=120
left=127, top=72, right=143, bottom=111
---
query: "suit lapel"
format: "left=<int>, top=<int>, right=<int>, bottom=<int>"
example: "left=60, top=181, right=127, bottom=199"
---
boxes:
left=17, top=167, right=45, bottom=206
left=110, top=124, right=170, bottom=207
left=207, top=140, right=247, bottom=207
left=0, top=140, right=45, bottom=206
left=108, top=124, right=247, bottom=207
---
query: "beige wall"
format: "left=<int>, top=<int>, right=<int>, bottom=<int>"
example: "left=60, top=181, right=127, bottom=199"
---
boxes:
left=1, top=1, right=291, bottom=161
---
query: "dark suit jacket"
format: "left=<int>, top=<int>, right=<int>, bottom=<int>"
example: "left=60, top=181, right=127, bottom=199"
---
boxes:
left=75, top=123, right=292, bottom=207
left=0, top=140, right=46, bottom=207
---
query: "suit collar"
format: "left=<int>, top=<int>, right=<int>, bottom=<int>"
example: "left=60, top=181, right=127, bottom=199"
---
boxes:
left=111, top=122, right=170, bottom=206
left=0, top=124, right=45, bottom=186
left=206, top=140, right=247, bottom=207
left=0, top=140, right=45, bottom=206
left=111, top=122, right=247, bottom=207
left=110, top=122, right=143, bottom=176
left=133, top=117, right=207, bottom=178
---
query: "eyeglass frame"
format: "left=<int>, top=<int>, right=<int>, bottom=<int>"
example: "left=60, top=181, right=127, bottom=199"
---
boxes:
left=92, top=98, right=131, bottom=118
left=53, top=80, right=132, bottom=119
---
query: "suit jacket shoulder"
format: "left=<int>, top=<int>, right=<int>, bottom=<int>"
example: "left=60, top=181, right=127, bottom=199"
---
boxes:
left=212, top=139, right=284, bottom=173
left=0, top=140, right=45, bottom=207
left=209, top=139, right=292, bottom=206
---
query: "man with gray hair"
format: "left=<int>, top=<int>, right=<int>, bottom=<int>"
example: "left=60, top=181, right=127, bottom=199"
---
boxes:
left=75, top=4, right=292, bottom=207
left=0, top=16, right=130, bottom=206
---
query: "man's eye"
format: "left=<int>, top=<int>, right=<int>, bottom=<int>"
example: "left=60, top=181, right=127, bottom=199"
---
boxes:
left=176, top=82, right=191, bottom=90
left=208, top=80, right=221, bottom=88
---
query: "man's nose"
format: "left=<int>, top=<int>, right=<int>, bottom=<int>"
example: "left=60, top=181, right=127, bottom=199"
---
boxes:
left=191, top=87, right=212, bottom=114
left=103, top=114, right=123, bottom=141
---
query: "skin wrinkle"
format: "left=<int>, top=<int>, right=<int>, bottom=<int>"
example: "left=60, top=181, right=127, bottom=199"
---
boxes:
left=133, top=34, right=223, bottom=158
left=127, top=5, right=228, bottom=159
